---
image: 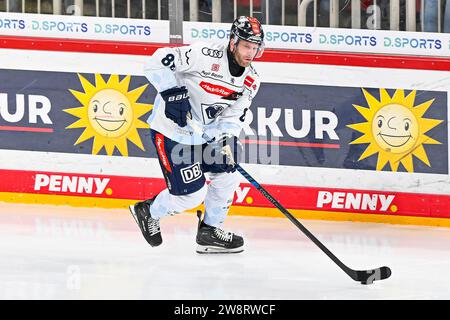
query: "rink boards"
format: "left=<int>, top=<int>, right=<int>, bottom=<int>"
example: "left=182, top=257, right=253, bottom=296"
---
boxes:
left=0, top=37, right=448, bottom=226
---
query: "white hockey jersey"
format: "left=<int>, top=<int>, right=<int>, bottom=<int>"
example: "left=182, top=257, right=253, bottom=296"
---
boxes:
left=144, top=41, right=260, bottom=145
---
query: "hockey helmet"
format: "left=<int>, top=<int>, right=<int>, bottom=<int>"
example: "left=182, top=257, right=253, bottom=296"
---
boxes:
left=230, top=16, right=265, bottom=58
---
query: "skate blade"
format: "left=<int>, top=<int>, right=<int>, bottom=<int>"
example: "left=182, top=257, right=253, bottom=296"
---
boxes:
left=129, top=205, right=138, bottom=224
left=196, top=245, right=244, bottom=254
left=129, top=205, right=163, bottom=247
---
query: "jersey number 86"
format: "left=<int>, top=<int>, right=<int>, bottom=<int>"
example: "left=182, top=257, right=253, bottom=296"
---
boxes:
left=161, top=54, right=176, bottom=71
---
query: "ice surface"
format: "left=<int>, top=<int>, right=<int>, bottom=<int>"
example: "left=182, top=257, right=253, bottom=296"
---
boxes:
left=0, top=202, right=449, bottom=300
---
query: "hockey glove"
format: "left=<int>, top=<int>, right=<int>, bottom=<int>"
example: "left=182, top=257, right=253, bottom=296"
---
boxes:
left=160, top=86, right=191, bottom=127
left=211, top=133, right=243, bottom=173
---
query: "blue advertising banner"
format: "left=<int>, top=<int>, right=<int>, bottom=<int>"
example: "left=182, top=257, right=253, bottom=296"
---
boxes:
left=0, top=69, right=447, bottom=174
left=0, top=70, right=156, bottom=157
left=246, top=83, right=448, bottom=174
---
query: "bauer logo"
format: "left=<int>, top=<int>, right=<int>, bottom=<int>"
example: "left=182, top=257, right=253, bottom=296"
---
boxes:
left=180, top=162, right=202, bottom=184
left=34, top=174, right=110, bottom=195
left=316, top=191, right=397, bottom=213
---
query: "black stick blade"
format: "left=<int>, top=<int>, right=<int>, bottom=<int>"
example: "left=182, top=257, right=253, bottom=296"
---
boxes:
left=356, top=266, right=392, bottom=285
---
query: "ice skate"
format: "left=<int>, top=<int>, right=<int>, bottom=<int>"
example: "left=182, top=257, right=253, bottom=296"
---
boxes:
left=195, top=211, right=244, bottom=254
left=129, top=198, right=162, bottom=247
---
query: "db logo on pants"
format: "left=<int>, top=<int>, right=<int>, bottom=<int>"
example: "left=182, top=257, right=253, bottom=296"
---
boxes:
left=181, top=162, right=202, bottom=184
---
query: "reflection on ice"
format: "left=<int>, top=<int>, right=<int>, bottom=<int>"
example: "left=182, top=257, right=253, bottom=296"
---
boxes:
left=0, top=202, right=450, bottom=299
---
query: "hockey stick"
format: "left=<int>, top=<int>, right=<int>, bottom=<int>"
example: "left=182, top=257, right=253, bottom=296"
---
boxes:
left=187, top=116, right=391, bottom=285
left=235, top=166, right=392, bottom=285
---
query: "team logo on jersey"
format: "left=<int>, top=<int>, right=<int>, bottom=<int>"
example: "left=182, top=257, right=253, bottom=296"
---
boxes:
left=201, top=103, right=229, bottom=124
left=202, top=47, right=223, bottom=58
left=211, top=64, right=220, bottom=72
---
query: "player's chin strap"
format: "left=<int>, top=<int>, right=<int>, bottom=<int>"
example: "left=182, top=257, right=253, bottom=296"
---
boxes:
left=185, top=111, right=391, bottom=285
left=186, top=112, right=236, bottom=166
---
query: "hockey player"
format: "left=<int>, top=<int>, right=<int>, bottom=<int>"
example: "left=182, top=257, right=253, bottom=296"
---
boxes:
left=129, top=16, right=264, bottom=254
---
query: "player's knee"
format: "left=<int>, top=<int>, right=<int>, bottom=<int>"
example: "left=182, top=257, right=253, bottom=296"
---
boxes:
left=172, top=183, right=207, bottom=210
left=190, top=184, right=208, bottom=207
left=211, top=171, right=241, bottom=189
left=228, top=171, right=241, bottom=185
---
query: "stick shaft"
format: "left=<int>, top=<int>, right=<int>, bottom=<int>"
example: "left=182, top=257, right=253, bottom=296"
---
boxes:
left=236, top=165, right=352, bottom=275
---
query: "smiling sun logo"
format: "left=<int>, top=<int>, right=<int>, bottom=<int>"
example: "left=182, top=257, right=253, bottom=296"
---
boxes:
left=64, top=74, right=152, bottom=156
left=347, top=88, right=443, bottom=172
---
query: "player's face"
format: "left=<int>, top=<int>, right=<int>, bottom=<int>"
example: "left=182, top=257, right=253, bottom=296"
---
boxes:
left=232, top=39, right=260, bottom=67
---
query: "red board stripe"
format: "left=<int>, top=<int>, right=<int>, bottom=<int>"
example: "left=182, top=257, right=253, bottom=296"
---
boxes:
left=0, top=168, right=448, bottom=219
left=0, top=36, right=163, bottom=55
left=259, top=49, right=450, bottom=71
left=0, top=35, right=449, bottom=71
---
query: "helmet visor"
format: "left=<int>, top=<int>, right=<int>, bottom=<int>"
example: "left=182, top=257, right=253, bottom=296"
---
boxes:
left=234, top=36, right=265, bottom=59
left=254, top=41, right=265, bottom=59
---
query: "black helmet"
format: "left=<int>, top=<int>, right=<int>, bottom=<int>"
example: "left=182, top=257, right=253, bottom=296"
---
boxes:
left=230, top=16, right=264, bottom=46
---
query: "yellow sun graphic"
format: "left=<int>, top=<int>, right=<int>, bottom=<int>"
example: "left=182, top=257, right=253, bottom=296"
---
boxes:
left=64, top=74, right=152, bottom=156
left=347, top=88, right=443, bottom=172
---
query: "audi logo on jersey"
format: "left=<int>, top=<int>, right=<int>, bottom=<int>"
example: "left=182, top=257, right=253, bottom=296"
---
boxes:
left=202, top=47, right=223, bottom=58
